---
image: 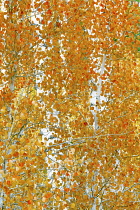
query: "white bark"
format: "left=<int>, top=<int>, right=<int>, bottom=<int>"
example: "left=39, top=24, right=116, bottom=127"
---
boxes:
left=91, top=54, right=106, bottom=210
left=94, top=54, right=106, bottom=131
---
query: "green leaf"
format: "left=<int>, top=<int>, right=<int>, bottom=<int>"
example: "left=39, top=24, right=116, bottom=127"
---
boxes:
left=126, top=0, right=140, bottom=2
left=43, top=169, right=47, bottom=174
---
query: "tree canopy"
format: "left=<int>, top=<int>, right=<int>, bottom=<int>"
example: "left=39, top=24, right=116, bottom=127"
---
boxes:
left=0, top=0, right=140, bottom=209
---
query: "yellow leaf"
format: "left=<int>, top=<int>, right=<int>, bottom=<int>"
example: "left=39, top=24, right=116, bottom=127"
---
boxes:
left=56, top=196, right=60, bottom=201
left=71, top=203, right=75, bottom=208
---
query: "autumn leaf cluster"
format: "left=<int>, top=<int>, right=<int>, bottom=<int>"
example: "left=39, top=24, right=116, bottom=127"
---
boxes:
left=0, top=0, right=140, bottom=209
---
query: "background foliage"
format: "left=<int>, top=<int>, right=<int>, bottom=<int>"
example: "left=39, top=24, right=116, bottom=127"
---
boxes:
left=0, top=0, right=140, bottom=209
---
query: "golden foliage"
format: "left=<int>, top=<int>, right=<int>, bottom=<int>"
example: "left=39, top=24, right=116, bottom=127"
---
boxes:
left=0, top=0, right=140, bottom=209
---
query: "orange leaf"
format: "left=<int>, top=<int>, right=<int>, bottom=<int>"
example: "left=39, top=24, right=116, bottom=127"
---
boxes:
left=6, top=181, right=11, bottom=186
left=0, top=141, right=4, bottom=146
left=27, top=200, right=32, bottom=204
left=64, top=188, right=70, bottom=192
left=13, top=152, right=19, bottom=157
left=44, top=192, right=53, bottom=199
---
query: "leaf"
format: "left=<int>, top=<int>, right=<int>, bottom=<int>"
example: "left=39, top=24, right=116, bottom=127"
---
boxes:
left=27, top=200, right=32, bottom=204
left=71, top=203, right=76, bottom=208
left=44, top=192, right=53, bottom=199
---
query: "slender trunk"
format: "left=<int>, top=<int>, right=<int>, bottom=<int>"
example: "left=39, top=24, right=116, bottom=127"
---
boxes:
left=94, top=54, right=106, bottom=131
left=91, top=54, right=106, bottom=210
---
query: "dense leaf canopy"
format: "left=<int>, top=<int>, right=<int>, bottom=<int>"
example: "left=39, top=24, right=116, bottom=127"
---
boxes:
left=0, top=0, right=140, bottom=209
